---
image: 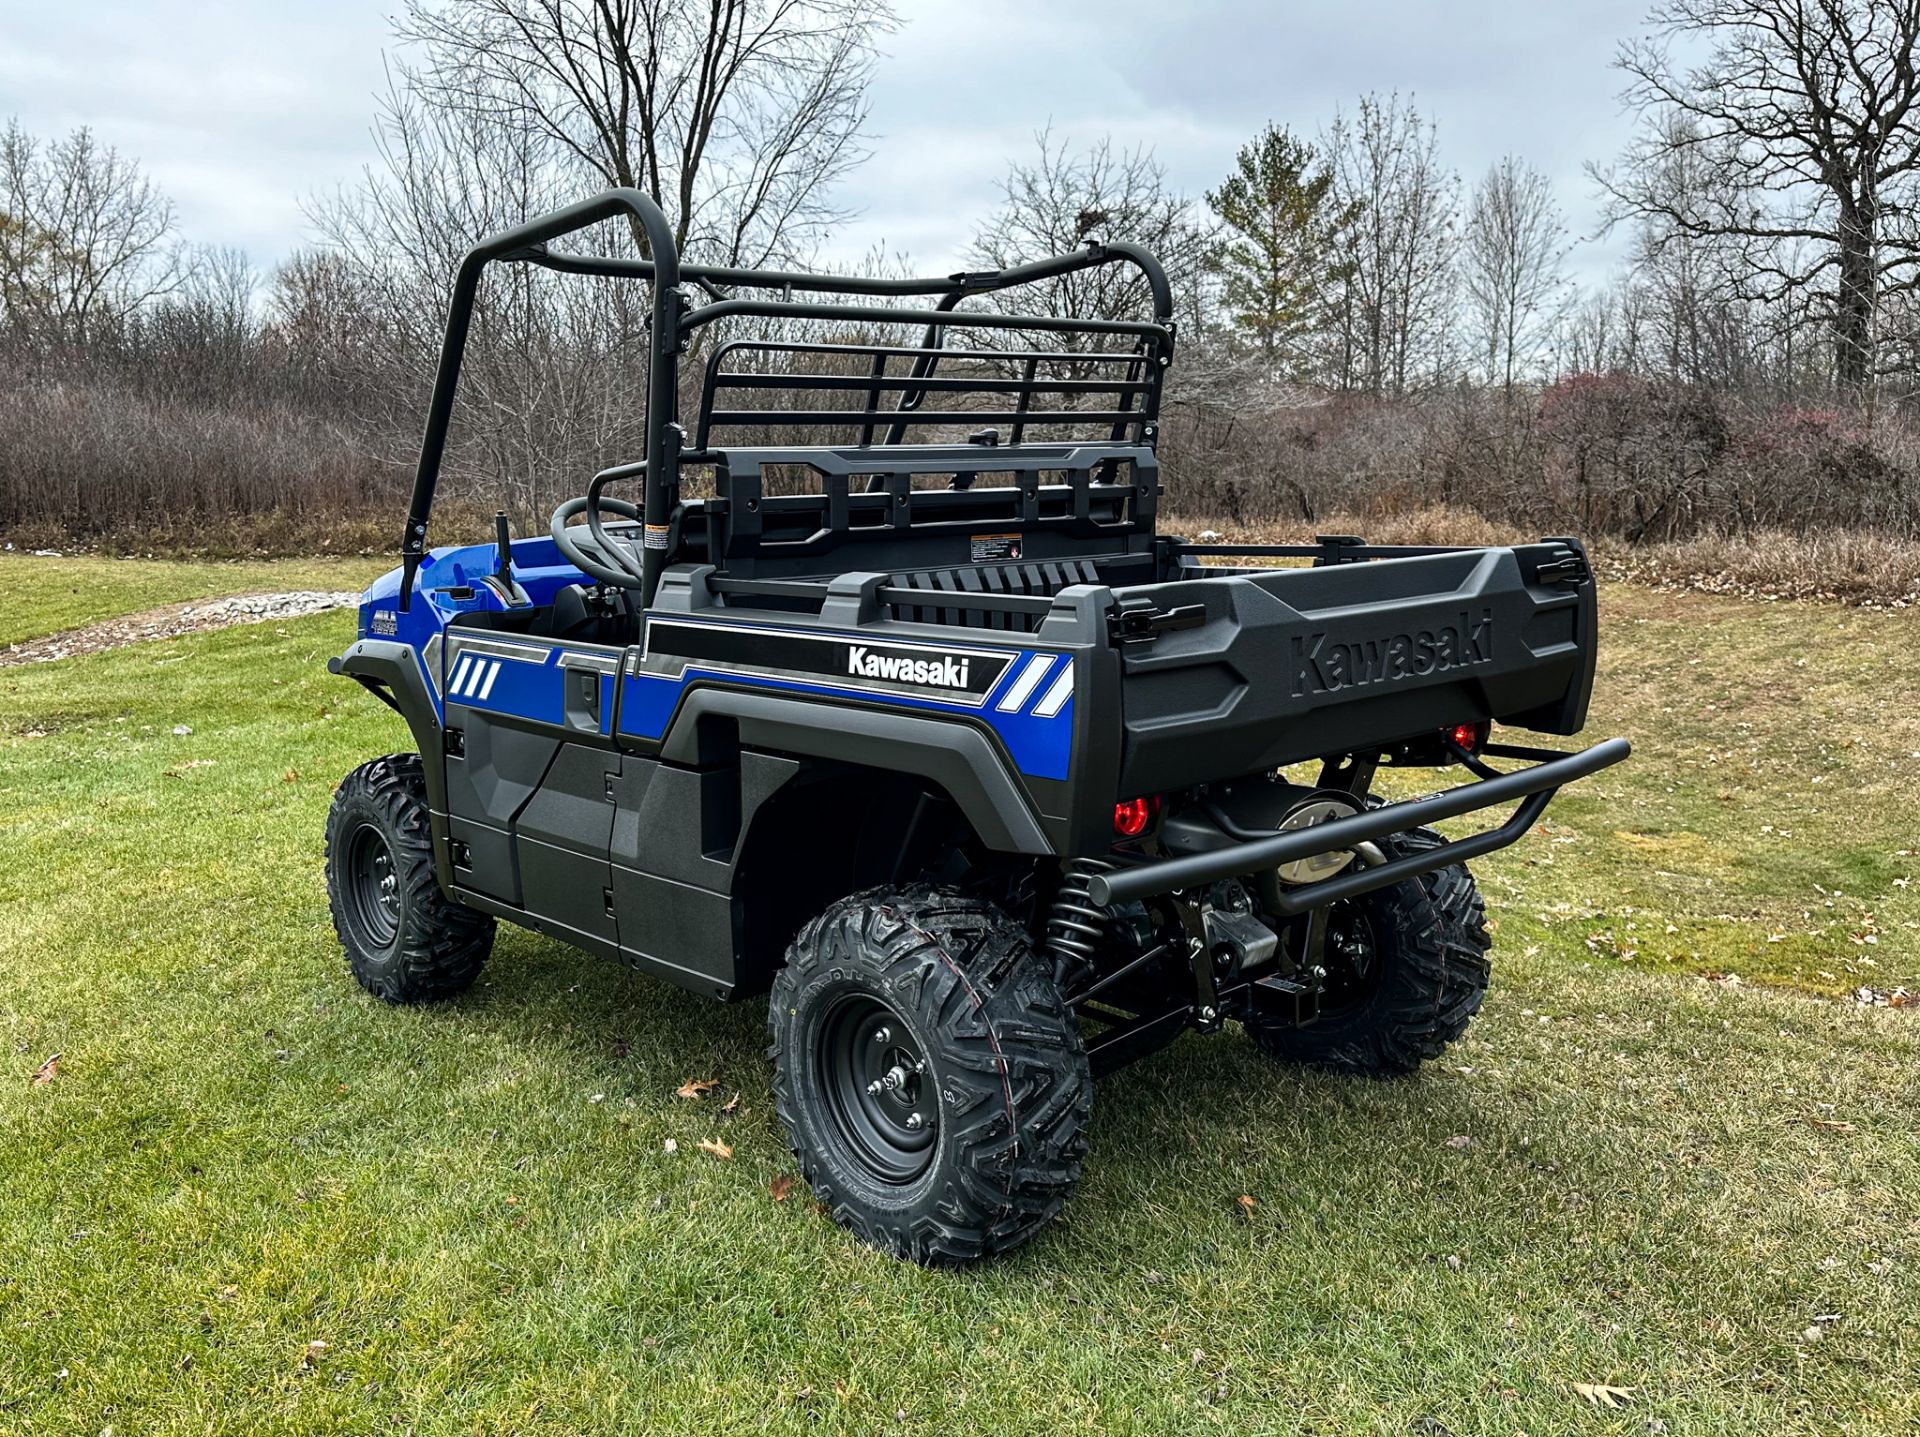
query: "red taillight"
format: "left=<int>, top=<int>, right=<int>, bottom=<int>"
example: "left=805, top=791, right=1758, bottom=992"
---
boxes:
left=1448, top=721, right=1489, bottom=753
left=1113, top=795, right=1156, bottom=838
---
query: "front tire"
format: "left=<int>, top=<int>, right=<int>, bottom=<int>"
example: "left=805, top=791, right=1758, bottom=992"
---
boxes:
left=325, top=753, right=493, bottom=1003
left=768, top=887, right=1091, bottom=1265
left=1247, top=851, right=1491, bottom=1077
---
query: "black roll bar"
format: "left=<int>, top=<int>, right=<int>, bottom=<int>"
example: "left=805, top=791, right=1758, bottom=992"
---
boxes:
left=521, top=237, right=1175, bottom=323
left=399, top=187, right=683, bottom=610
left=399, top=188, right=1174, bottom=610
left=1086, top=738, right=1633, bottom=907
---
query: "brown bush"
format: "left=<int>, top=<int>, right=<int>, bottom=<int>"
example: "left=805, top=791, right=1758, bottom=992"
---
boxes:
left=0, top=372, right=404, bottom=551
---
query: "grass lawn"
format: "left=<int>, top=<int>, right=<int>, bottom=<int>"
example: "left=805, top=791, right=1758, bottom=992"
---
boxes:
left=0, top=559, right=1915, bottom=1435
left=0, top=552, right=389, bottom=649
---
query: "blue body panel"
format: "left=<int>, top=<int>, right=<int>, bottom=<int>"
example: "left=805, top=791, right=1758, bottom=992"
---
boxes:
left=355, top=536, right=1076, bottom=780
left=618, top=644, right=1074, bottom=781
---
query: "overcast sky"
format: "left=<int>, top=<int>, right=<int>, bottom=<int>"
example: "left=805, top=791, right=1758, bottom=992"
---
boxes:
left=2, top=0, right=1653, bottom=283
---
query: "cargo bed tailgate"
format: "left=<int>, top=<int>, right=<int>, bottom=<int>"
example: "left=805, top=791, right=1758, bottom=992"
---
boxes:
left=1112, top=542, right=1596, bottom=795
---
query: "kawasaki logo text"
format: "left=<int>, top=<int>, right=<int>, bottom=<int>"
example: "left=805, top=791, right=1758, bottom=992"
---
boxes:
left=847, top=645, right=970, bottom=689
left=1290, top=610, right=1493, bottom=696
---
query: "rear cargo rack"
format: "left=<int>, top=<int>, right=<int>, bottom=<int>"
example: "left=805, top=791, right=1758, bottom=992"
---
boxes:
left=396, top=187, right=1176, bottom=609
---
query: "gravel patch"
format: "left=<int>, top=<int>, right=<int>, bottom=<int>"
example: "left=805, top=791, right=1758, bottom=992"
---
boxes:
left=0, top=591, right=361, bottom=667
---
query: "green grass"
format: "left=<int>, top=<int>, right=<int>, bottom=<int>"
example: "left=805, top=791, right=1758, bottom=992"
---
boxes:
left=0, top=566, right=1915, bottom=1435
left=0, top=552, right=389, bottom=648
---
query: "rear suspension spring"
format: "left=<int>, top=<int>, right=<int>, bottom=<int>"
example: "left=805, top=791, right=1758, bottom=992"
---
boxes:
left=1046, top=857, right=1116, bottom=985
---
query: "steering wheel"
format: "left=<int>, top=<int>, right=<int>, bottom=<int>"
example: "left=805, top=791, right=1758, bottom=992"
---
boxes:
left=550, top=466, right=648, bottom=589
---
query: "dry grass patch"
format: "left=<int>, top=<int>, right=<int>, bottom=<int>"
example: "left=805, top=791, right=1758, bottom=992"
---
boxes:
left=1167, top=507, right=1920, bottom=607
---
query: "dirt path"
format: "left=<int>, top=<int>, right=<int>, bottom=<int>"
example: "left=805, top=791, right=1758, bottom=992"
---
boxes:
left=0, top=591, right=361, bottom=667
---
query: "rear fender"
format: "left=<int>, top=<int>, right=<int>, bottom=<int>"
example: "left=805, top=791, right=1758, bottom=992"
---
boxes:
left=660, top=687, right=1053, bottom=857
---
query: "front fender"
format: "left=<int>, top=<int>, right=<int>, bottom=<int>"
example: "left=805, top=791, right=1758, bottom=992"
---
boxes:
left=329, top=638, right=446, bottom=812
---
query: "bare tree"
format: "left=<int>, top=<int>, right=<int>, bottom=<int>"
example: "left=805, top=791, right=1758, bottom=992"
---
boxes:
left=967, top=129, right=1216, bottom=337
left=1595, top=0, right=1920, bottom=401
left=312, top=80, right=654, bottom=518
left=0, top=119, right=185, bottom=346
left=394, top=0, right=894, bottom=265
left=1323, top=95, right=1459, bottom=393
left=1461, top=157, right=1568, bottom=393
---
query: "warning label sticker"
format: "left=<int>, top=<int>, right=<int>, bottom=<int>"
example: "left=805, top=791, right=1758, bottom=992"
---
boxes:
left=970, top=532, right=1023, bottom=563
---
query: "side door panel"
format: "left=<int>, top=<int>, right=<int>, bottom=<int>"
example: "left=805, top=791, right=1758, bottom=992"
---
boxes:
left=514, top=743, right=620, bottom=948
left=441, top=630, right=623, bottom=927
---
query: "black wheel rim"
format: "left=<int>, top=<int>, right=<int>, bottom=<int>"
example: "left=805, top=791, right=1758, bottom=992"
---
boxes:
left=343, top=822, right=402, bottom=951
left=815, top=993, right=937, bottom=1185
left=1317, top=900, right=1380, bottom=1017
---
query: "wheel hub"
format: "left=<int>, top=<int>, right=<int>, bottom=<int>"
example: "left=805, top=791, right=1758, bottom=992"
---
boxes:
left=817, top=995, right=937, bottom=1184
left=344, top=823, right=402, bottom=950
left=1318, top=902, right=1378, bottom=1010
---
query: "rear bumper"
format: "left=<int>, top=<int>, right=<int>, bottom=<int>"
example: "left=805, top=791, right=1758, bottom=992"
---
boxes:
left=1087, top=737, right=1630, bottom=908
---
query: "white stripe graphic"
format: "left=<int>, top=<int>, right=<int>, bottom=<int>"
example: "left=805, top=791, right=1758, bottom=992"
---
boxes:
left=476, top=660, right=500, bottom=700
left=1033, top=659, right=1076, bottom=718
left=995, top=653, right=1054, bottom=712
left=448, top=654, right=473, bottom=695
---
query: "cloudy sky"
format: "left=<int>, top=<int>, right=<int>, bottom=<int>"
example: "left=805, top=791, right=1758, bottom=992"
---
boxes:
left=2, top=0, right=1653, bottom=282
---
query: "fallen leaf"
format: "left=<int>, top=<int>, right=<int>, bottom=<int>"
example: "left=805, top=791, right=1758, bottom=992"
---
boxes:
left=698, top=1138, right=734, bottom=1160
left=299, top=1339, right=329, bottom=1370
left=1236, top=1194, right=1255, bottom=1216
left=721, top=1091, right=741, bottom=1115
left=770, top=1173, right=795, bottom=1202
left=1807, top=1117, right=1856, bottom=1133
left=1571, top=1382, right=1634, bottom=1409
left=30, top=1053, right=60, bottom=1086
left=1443, top=1134, right=1474, bottom=1150
left=675, top=1078, right=719, bottom=1099
left=281, top=767, right=299, bottom=783
left=662, top=1138, right=678, bottom=1154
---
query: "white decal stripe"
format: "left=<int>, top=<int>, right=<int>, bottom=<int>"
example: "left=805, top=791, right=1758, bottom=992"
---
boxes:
left=1033, top=659, right=1076, bottom=718
left=995, top=653, right=1054, bottom=712
left=449, top=654, right=473, bottom=695
left=476, top=660, right=500, bottom=700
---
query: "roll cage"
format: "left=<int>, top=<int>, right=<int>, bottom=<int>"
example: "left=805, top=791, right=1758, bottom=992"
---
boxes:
left=397, top=187, right=1177, bottom=611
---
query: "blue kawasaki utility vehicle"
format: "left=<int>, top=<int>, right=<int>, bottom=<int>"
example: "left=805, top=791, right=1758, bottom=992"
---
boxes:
left=325, top=189, right=1628, bottom=1264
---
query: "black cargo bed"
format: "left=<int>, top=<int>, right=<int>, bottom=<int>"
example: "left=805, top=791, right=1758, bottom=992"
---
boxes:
left=1111, top=541, right=1598, bottom=794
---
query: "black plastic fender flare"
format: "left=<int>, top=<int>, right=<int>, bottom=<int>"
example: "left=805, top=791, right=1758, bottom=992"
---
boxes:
left=329, top=639, right=446, bottom=810
left=658, top=687, right=1054, bottom=856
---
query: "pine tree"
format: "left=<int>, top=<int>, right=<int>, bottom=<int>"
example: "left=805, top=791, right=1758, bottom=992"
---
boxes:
left=1206, top=125, right=1357, bottom=376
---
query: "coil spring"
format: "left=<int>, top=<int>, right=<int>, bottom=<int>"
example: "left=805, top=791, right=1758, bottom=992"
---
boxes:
left=1046, top=857, right=1116, bottom=984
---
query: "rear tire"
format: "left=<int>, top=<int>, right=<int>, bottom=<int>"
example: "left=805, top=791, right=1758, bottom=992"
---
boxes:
left=768, top=887, right=1091, bottom=1265
left=325, top=753, right=493, bottom=1004
left=1247, top=844, right=1490, bottom=1077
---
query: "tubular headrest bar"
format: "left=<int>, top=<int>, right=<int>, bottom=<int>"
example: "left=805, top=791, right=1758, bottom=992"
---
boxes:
left=677, top=297, right=1170, bottom=341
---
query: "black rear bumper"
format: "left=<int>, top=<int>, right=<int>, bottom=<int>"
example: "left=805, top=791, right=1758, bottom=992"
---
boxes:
left=1087, top=737, right=1630, bottom=908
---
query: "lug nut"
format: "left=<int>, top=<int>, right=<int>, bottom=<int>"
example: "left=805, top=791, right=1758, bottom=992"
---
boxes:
left=872, top=1027, right=892, bottom=1044
left=905, top=1113, right=925, bottom=1130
